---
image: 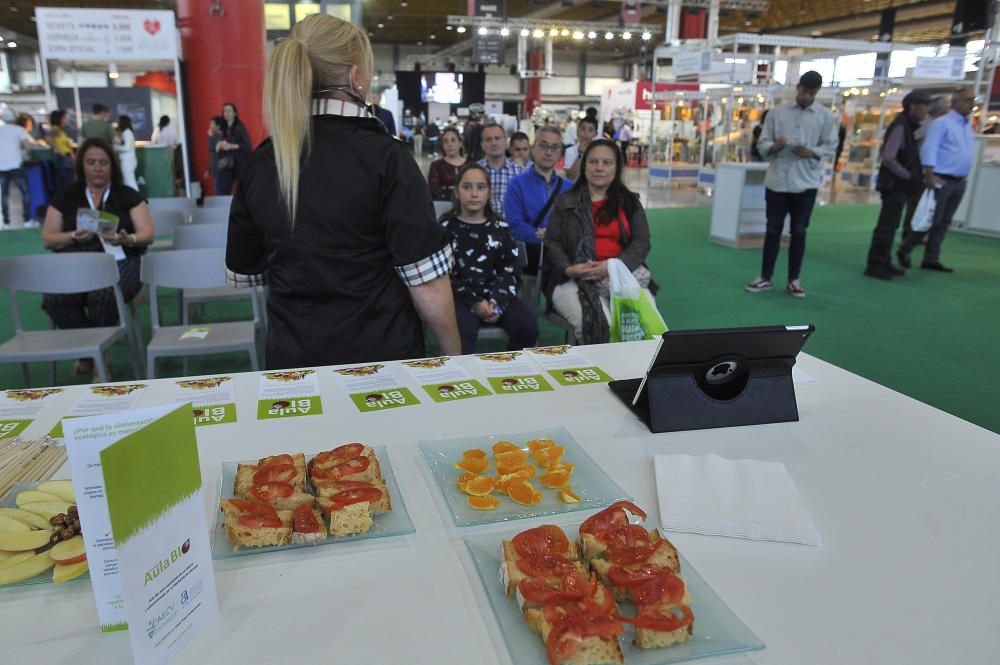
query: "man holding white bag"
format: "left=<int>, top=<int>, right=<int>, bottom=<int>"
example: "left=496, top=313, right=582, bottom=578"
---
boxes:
left=896, top=87, right=976, bottom=273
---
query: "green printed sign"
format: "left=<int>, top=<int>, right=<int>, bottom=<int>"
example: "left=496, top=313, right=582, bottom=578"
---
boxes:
left=0, top=419, right=31, bottom=440
left=423, top=380, right=491, bottom=403
left=256, top=395, right=323, bottom=419
left=49, top=415, right=83, bottom=439
left=548, top=366, right=614, bottom=386
left=349, top=388, right=420, bottom=412
left=486, top=375, right=553, bottom=395
left=192, top=403, right=237, bottom=427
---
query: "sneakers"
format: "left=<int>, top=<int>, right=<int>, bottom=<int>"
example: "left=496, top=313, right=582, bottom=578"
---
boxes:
left=745, top=277, right=772, bottom=293
left=896, top=249, right=912, bottom=269
left=786, top=280, right=807, bottom=298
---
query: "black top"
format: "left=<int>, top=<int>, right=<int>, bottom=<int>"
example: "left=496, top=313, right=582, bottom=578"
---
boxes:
left=227, top=115, right=449, bottom=369
left=221, top=120, right=252, bottom=173
left=440, top=212, right=521, bottom=312
left=49, top=182, right=147, bottom=257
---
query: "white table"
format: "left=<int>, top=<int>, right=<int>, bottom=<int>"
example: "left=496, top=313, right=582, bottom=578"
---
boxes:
left=3, top=341, right=999, bottom=664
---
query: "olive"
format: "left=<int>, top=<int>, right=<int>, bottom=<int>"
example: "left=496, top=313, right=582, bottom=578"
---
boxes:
left=50, top=533, right=62, bottom=545
left=68, top=506, right=78, bottom=515
left=50, top=516, right=62, bottom=526
left=60, top=528, right=74, bottom=540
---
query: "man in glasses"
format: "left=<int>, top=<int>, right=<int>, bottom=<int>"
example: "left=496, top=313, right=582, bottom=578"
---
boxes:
left=505, top=126, right=573, bottom=274
left=896, top=87, right=977, bottom=273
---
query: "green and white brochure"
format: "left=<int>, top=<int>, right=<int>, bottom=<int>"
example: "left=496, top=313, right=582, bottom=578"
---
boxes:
left=524, top=346, right=614, bottom=386
left=174, top=376, right=237, bottom=427
left=0, top=388, right=63, bottom=440
left=256, top=369, right=323, bottom=419
left=65, top=403, right=218, bottom=665
left=50, top=383, right=149, bottom=438
left=332, top=364, right=421, bottom=412
left=471, top=351, right=553, bottom=395
left=398, top=356, right=492, bottom=403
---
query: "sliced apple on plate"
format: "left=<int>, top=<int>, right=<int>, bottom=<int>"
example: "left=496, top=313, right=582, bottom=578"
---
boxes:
left=0, top=553, right=55, bottom=585
left=0, top=515, right=31, bottom=534
left=36, top=480, right=75, bottom=503
left=49, top=536, right=85, bottom=564
left=17, top=501, right=71, bottom=521
left=53, top=560, right=88, bottom=584
left=14, top=490, right=62, bottom=506
left=0, top=529, right=52, bottom=552
left=0, top=551, right=35, bottom=571
left=0, top=508, right=52, bottom=530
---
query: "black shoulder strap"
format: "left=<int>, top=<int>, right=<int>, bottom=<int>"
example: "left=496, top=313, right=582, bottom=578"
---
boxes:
left=531, top=176, right=562, bottom=228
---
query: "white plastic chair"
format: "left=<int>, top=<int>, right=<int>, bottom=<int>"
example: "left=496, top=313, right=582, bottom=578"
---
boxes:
left=202, top=195, right=233, bottom=209
left=191, top=207, right=229, bottom=226
left=172, top=223, right=227, bottom=250
left=149, top=209, right=188, bottom=251
left=433, top=200, right=452, bottom=220
left=147, top=196, right=195, bottom=223
left=0, top=253, right=142, bottom=385
left=141, top=249, right=259, bottom=378
left=532, top=243, right=577, bottom=345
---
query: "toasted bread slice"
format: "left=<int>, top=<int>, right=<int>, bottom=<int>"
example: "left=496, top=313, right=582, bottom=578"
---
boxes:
left=291, top=507, right=327, bottom=545
left=514, top=575, right=617, bottom=614
left=309, top=447, right=382, bottom=483
left=630, top=604, right=695, bottom=649
left=235, top=463, right=306, bottom=496
left=586, top=531, right=681, bottom=600
left=582, top=528, right=679, bottom=566
left=312, top=479, right=391, bottom=514
left=221, top=506, right=292, bottom=549
left=265, top=490, right=315, bottom=512
left=522, top=608, right=625, bottom=665
left=259, top=453, right=307, bottom=491
left=499, top=540, right=586, bottom=598
left=316, top=499, right=373, bottom=537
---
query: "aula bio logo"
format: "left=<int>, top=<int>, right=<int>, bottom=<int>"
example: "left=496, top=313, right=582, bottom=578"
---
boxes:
left=144, top=539, right=191, bottom=586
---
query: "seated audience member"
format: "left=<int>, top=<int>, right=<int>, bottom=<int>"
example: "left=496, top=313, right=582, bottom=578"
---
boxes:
left=503, top=125, right=572, bottom=274
left=478, top=123, right=525, bottom=219
left=508, top=131, right=531, bottom=169
left=427, top=127, right=467, bottom=201
left=440, top=163, right=538, bottom=354
left=40, top=138, right=153, bottom=379
left=544, top=139, right=656, bottom=344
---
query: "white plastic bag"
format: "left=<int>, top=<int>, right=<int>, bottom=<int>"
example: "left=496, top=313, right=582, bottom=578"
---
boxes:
left=607, top=258, right=667, bottom=342
left=911, top=188, right=937, bottom=233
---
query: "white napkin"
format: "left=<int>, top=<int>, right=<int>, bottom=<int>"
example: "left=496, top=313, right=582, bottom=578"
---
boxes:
left=654, top=453, right=821, bottom=546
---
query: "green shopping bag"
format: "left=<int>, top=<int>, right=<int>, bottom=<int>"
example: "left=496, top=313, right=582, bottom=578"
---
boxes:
left=608, top=259, right=667, bottom=342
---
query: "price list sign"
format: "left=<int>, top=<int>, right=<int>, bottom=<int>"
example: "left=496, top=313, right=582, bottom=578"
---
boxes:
left=36, top=8, right=177, bottom=61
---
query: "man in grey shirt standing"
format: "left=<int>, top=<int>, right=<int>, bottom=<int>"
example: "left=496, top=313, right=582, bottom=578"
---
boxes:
left=745, top=71, right=837, bottom=298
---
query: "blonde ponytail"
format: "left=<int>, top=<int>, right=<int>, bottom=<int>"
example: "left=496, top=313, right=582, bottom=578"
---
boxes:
left=263, top=14, right=374, bottom=225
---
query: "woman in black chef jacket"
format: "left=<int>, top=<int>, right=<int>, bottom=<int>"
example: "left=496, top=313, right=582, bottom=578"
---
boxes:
left=40, top=138, right=154, bottom=378
left=226, top=13, right=461, bottom=369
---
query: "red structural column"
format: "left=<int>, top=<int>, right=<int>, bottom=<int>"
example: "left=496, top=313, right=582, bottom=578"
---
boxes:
left=176, top=0, right=267, bottom=195
left=524, top=51, right=543, bottom=118
left=679, top=9, right=707, bottom=39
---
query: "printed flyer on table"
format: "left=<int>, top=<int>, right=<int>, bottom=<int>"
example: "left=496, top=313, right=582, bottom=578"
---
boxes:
left=470, top=352, right=553, bottom=394
left=174, top=376, right=237, bottom=427
left=331, top=364, right=421, bottom=412
left=398, top=357, right=491, bottom=403
left=257, top=369, right=323, bottom=419
left=524, top=346, right=614, bottom=386
left=0, top=388, right=64, bottom=440
left=50, top=383, right=149, bottom=438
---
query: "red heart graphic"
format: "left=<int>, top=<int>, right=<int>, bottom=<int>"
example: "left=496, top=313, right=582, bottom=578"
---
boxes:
left=143, top=19, right=161, bottom=36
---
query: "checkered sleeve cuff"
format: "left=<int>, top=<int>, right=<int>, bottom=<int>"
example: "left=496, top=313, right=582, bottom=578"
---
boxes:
left=226, top=269, right=266, bottom=289
left=394, top=243, right=454, bottom=287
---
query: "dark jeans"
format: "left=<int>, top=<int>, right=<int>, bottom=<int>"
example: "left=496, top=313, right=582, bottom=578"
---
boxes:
left=762, top=188, right=817, bottom=283
left=42, top=255, right=142, bottom=329
left=454, top=296, right=538, bottom=355
left=0, top=168, right=30, bottom=225
left=523, top=242, right=542, bottom=276
left=899, top=178, right=966, bottom=264
left=215, top=168, right=235, bottom=196
left=866, top=189, right=910, bottom=271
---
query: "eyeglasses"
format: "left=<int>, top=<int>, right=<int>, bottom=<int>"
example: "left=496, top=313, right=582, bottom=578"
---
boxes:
left=536, top=142, right=561, bottom=152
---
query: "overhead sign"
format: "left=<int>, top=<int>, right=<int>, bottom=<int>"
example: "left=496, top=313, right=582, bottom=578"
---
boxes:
left=36, top=7, right=178, bottom=61
left=911, top=55, right=965, bottom=80
left=622, top=0, right=642, bottom=25
left=673, top=51, right=753, bottom=83
left=635, top=81, right=699, bottom=110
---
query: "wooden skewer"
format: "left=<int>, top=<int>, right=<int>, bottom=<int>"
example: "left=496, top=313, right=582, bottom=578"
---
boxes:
left=36, top=450, right=67, bottom=483
left=18, top=446, right=60, bottom=483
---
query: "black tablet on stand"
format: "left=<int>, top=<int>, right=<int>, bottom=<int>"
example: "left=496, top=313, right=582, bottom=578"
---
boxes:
left=609, top=325, right=815, bottom=433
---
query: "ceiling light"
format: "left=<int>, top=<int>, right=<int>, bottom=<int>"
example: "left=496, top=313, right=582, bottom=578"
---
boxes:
left=108, top=63, right=119, bottom=79
left=6, top=41, right=16, bottom=48
left=387, top=13, right=394, bottom=20
left=588, top=31, right=597, bottom=39
left=572, top=31, right=584, bottom=40
left=622, top=31, right=632, bottom=40
left=446, top=25, right=453, bottom=30
left=417, top=41, right=423, bottom=46
left=479, top=27, right=488, bottom=35
left=549, top=28, right=559, bottom=37
left=641, top=31, right=652, bottom=41
left=377, top=22, right=384, bottom=28
left=561, top=29, right=570, bottom=37
left=429, top=33, right=436, bottom=39
left=533, top=29, right=545, bottom=38
left=605, top=31, right=614, bottom=40
left=521, top=28, right=530, bottom=37
left=737, top=97, right=744, bottom=104
left=456, top=26, right=466, bottom=33
left=500, top=26, right=510, bottom=37
left=401, top=0, right=408, bottom=5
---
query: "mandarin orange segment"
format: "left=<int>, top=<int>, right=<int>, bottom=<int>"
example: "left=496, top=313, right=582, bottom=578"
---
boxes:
left=532, top=445, right=566, bottom=468
left=559, top=485, right=580, bottom=503
left=495, top=449, right=529, bottom=468
left=538, top=468, right=571, bottom=489
left=525, top=437, right=556, bottom=452
left=497, top=467, right=535, bottom=492
left=462, top=475, right=497, bottom=496
left=497, top=460, right=533, bottom=475
left=506, top=479, right=543, bottom=505
left=462, top=448, right=487, bottom=459
left=456, top=472, right=478, bottom=492
left=547, top=462, right=575, bottom=475
left=454, top=458, right=490, bottom=474
left=491, top=440, right=521, bottom=455
left=468, top=495, right=501, bottom=510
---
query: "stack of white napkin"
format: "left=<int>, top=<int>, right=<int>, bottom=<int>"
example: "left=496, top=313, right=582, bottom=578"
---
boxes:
left=654, top=453, right=821, bottom=546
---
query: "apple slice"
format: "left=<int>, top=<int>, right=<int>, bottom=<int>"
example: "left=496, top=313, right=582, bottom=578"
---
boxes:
left=53, top=559, right=88, bottom=584
left=49, top=535, right=85, bottom=563
left=0, top=508, right=52, bottom=530
left=17, top=501, right=71, bottom=521
left=36, top=480, right=76, bottom=503
left=0, top=530, right=52, bottom=552
left=0, top=551, right=35, bottom=570
left=15, top=490, right=62, bottom=506
left=0, top=553, right=55, bottom=586
left=0, top=515, right=31, bottom=535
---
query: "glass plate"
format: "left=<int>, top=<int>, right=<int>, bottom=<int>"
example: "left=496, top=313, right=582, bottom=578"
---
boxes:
left=211, top=445, right=415, bottom=559
left=464, top=529, right=765, bottom=665
left=419, top=426, right=631, bottom=528
left=0, top=482, right=90, bottom=589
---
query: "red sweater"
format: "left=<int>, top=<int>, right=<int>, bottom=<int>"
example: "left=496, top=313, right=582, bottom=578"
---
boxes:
left=592, top=198, right=631, bottom=261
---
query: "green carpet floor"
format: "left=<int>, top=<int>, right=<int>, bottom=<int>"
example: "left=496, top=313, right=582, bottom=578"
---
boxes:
left=1, top=204, right=997, bottom=433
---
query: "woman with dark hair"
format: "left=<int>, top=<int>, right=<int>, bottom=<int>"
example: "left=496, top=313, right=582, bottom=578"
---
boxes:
left=40, top=138, right=154, bottom=380
left=152, top=115, right=177, bottom=147
left=204, top=116, right=226, bottom=194
left=47, top=110, right=75, bottom=187
left=427, top=127, right=467, bottom=201
left=215, top=102, right=251, bottom=194
left=115, top=115, right=138, bottom=190
left=544, top=138, right=656, bottom=344
left=439, top=163, right=537, bottom=353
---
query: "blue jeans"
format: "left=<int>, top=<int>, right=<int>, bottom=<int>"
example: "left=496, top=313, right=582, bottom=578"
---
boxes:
left=762, top=188, right=818, bottom=283
left=0, top=168, right=30, bottom=225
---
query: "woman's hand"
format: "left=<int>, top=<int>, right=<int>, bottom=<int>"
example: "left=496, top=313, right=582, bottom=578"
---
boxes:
left=473, top=300, right=499, bottom=323
left=566, top=261, right=608, bottom=280
left=72, top=229, right=95, bottom=242
left=101, top=230, right=132, bottom=247
left=565, top=263, right=592, bottom=279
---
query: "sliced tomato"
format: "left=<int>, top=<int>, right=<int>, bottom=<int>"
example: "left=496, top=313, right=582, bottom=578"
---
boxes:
left=260, top=453, right=294, bottom=468
left=580, top=614, right=625, bottom=639
left=249, top=481, right=295, bottom=501
left=512, top=525, right=570, bottom=558
left=545, top=622, right=582, bottom=665
left=325, top=486, right=383, bottom=510
left=608, top=542, right=661, bottom=565
left=603, top=523, right=651, bottom=550
left=226, top=498, right=260, bottom=513
left=618, top=605, right=693, bottom=632
left=515, top=554, right=578, bottom=578
left=252, top=463, right=297, bottom=485
left=292, top=505, right=322, bottom=533
left=238, top=514, right=283, bottom=529
left=519, top=574, right=589, bottom=604
left=331, top=456, right=370, bottom=478
left=631, top=571, right=685, bottom=607
left=608, top=564, right=662, bottom=588
left=579, top=501, right=647, bottom=537
left=313, top=443, right=365, bottom=467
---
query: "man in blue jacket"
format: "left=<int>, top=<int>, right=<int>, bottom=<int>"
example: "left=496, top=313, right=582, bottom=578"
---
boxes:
left=504, top=126, right=572, bottom=274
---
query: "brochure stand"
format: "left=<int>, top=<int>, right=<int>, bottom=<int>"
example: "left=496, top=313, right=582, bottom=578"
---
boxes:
left=609, top=325, right=814, bottom=433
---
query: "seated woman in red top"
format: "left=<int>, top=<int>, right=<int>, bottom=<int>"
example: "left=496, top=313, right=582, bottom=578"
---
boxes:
left=544, top=139, right=657, bottom=344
